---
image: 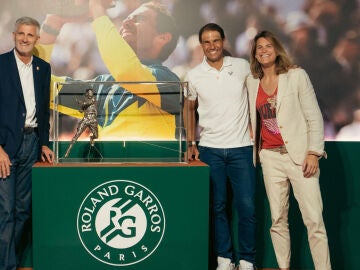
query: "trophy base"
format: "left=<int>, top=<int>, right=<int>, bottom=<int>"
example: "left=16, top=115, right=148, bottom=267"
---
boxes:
left=85, top=144, right=103, bottom=162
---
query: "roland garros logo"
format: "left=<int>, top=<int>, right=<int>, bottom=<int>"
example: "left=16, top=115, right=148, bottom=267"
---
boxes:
left=77, top=180, right=165, bottom=266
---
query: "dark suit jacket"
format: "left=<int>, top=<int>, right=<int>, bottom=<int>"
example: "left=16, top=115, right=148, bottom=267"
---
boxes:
left=0, top=50, right=51, bottom=159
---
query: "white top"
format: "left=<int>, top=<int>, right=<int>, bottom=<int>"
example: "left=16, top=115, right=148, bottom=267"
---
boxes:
left=185, top=56, right=252, bottom=148
left=14, top=50, right=37, bottom=128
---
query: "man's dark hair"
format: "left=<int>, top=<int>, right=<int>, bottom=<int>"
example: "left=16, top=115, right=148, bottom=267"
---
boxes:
left=143, top=2, right=179, bottom=62
left=198, top=23, right=225, bottom=43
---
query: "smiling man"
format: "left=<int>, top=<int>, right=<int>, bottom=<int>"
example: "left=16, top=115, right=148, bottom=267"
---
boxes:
left=184, top=23, right=256, bottom=270
left=0, top=16, right=53, bottom=270
left=38, top=1, right=180, bottom=140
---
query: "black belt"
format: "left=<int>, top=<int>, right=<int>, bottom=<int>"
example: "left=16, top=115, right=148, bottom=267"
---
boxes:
left=23, top=126, right=38, bottom=134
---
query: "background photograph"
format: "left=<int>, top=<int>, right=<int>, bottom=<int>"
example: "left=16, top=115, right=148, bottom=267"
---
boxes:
left=1, top=0, right=359, bottom=140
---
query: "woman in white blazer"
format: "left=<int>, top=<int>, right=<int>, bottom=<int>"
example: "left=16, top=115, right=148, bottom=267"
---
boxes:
left=246, top=30, right=331, bottom=270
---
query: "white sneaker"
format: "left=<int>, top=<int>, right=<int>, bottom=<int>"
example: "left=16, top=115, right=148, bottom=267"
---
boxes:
left=216, top=256, right=235, bottom=270
left=239, top=259, right=254, bottom=270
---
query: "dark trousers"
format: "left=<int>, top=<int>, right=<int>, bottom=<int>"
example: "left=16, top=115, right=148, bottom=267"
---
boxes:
left=0, top=132, right=39, bottom=270
left=199, top=145, right=256, bottom=264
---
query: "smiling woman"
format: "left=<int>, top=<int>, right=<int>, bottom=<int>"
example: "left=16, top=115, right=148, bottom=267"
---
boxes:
left=0, top=1, right=358, bottom=270
left=247, top=30, right=331, bottom=270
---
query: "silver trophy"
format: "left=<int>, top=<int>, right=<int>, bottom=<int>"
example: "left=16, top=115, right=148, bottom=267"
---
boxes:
left=64, top=88, right=101, bottom=158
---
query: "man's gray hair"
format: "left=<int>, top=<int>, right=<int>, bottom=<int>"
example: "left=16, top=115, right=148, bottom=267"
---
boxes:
left=14, top=16, right=40, bottom=34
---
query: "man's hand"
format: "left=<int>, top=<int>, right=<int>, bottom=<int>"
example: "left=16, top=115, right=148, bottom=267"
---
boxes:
left=186, top=144, right=200, bottom=161
left=41, top=145, right=54, bottom=163
left=302, top=154, right=319, bottom=178
left=0, top=146, right=11, bottom=179
left=39, top=13, right=90, bottom=46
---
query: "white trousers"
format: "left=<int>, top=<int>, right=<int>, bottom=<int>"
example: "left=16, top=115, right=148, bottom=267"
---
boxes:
left=259, top=149, right=331, bottom=270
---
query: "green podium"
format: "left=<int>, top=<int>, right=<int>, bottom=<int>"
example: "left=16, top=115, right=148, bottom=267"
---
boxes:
left=32, top=162, right=209, bottom=269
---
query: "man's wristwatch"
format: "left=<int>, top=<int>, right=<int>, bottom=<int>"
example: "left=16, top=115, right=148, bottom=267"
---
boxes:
left=41, top=23, right=60, bottom=36
left=188, top=141, right=196, bottom=147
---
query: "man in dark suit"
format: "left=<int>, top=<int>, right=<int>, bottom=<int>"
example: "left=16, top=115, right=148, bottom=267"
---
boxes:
left=0, top=16, right=54, bottom=270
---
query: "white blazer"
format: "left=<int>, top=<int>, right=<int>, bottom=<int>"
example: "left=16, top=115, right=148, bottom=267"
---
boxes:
left=246, top=68, right=326, bottom=165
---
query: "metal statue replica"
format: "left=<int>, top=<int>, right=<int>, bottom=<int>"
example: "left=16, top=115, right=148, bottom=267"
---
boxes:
left=64, top=88, right=100, bottom=158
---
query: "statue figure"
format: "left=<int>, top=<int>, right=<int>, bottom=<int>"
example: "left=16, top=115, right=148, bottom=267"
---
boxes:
left=64, top=88, right=99, bottom=158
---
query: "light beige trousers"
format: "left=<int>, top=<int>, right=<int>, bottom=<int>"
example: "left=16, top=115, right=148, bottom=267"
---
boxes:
left=259, top=149, right=331, bottom=270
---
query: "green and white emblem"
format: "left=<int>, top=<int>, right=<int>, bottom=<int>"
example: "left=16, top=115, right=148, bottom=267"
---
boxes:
left=77, top=180, right=165, bottom=266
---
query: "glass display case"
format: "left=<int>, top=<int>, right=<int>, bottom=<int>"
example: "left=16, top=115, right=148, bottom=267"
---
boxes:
left=51, top=81, right=189, bottom=163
